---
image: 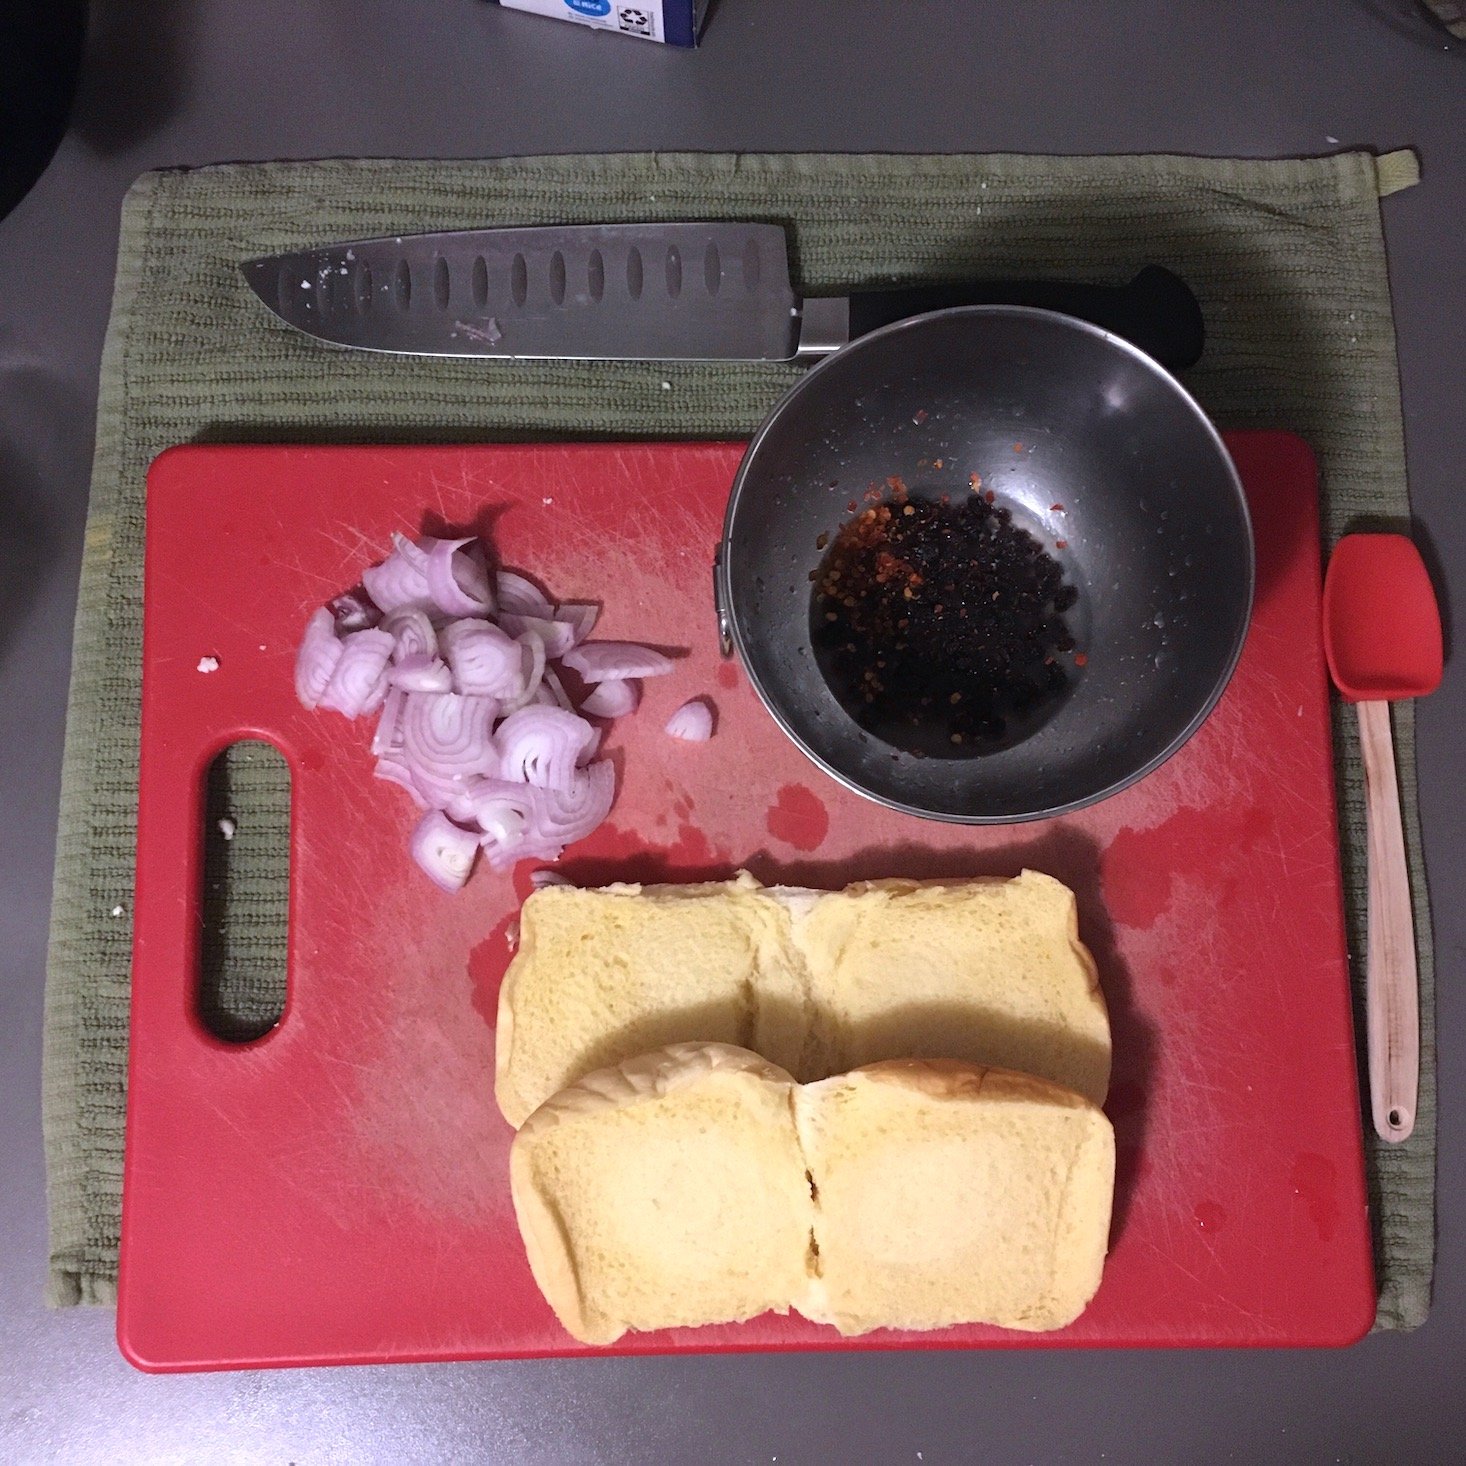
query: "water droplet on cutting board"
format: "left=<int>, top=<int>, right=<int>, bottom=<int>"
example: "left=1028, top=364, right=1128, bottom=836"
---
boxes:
left=1194, top=1201, right=1227, bottom=1232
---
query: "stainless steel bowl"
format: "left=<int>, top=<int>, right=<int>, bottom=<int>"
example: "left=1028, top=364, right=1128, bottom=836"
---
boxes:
left=715, top=306, right=1254, bottom=822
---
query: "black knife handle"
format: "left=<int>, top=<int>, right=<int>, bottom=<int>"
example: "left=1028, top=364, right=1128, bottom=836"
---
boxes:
left=845, top=265, right=1204, bottom=372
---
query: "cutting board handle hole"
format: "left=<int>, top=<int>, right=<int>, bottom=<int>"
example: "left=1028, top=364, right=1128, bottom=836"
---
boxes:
left=198, top=740, right=290, bottom=1044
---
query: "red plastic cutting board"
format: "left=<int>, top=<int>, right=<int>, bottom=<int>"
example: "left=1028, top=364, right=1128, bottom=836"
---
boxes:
left=120, top=430, right=1374, bottom=1370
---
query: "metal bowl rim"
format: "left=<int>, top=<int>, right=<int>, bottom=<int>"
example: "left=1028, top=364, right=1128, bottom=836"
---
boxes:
left=716, top=303, right=1256, bottom=824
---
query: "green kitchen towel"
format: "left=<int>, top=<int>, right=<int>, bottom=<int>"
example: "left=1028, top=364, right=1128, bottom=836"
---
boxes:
left=44, top=150, right=1432, bottom=1329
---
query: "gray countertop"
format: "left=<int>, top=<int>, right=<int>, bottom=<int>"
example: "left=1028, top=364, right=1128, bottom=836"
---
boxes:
left=2, top=1, right=1464, bottom=1460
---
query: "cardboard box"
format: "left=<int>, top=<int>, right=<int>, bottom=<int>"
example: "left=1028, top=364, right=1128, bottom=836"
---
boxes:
left=492, top=0, right=707, bottom=46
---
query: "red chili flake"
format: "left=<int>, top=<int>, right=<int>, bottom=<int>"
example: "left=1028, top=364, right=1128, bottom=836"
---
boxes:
left=811, top=486, right=1076, bottom=753
left=847, top=499, right=858, bottom=512
left=939, top=492, right=951, bottom=505
left=1050, top=503, right=1065, bottom=512
left=1055, top=539, right=1068, bottom=550
left=1013, top=442, right=1025, bottom=453
left=933, top=458, right=944, bottom=469
left=969, top=472, right=983, bottom=491
left=913, top=408, right=929, bottom=424
left=1074, top=652, right=1088, bottom=667
left=886, top=475, right=909, bottom=498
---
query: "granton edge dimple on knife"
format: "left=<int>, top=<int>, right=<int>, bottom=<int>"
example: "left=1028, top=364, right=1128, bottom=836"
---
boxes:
left=241, top=222, right=1203, bottom=370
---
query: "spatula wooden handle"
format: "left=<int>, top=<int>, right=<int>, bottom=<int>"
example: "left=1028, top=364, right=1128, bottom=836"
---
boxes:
left=1357, top=698, right=1418, bottom=1143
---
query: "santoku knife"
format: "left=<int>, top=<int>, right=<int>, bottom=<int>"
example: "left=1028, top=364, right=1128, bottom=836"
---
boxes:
left=241, top=222, right=1203, bottom=370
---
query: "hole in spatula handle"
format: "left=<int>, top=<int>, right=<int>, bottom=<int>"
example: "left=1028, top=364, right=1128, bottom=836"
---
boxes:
left=198, top=740, right=290, bottom=1043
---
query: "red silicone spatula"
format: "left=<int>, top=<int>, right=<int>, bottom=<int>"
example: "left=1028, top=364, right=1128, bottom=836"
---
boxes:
left=1323, top=533, right=1443, bottom=1144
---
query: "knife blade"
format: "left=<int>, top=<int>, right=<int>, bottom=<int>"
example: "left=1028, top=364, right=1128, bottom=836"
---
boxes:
left=240, top=222, right=1203, bottom=370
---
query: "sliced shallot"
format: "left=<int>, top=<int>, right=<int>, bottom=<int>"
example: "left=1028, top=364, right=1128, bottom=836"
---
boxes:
left=554, top=601, right=599, bottom=647
left=408, top=809, right=479, bottom=892
left=383, top=606, right=437, bottom=662
left=399, top=691, right=500, bottom=782
left=465, top=781, right=541, bottom=863
left=495, top=570, right=554, bottom=618
left=424, top=536, right=494, bottom=617
left=443, top=775, right=495, bottom=825
left=665, top=697, right=715, bottom=742
left=495, top=705, right=598, bottom=791
left=561, top=640, right=674, bottom=683
left=529, top=759, right=616, bottom=845
left=296, top=528, right=674, bottom=889
left=469, top=764, right=613, bottom=868
left=317, top=627, right=395, bottom=718
left=540, top=666, right=574, bottom=711
left=371, top=687, right=405, bottom=757
left=390, top=653, right=454, bottom=694
left=410, top=765, right=481, bottom=812
left=440, top=618, right=523, bottom=698
left=497, top=612, right=577, bottom=659
left=498, top=630, right=548, bottom=714
left=474, top=796, right=528, bottom=849
left=392, top=531, right=427, bottom=567
left=579, top=677, right=639, bottom=719
left=295, top=607, right=343, bottom=709
left=361, top=536, right=431, bottom=613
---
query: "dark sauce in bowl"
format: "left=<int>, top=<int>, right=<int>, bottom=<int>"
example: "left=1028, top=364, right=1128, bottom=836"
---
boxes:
left=810, top=480, right=1080, bottom=758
